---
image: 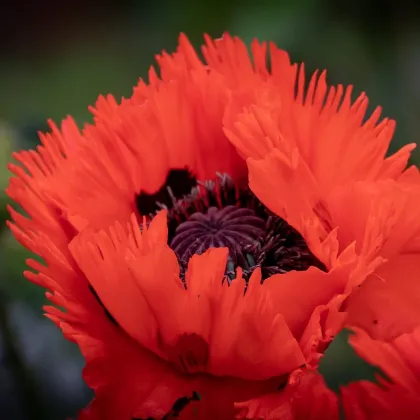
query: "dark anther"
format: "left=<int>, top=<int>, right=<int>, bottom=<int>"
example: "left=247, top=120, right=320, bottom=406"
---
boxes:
left=245, top=216, right=326, bottom=280
left=163, top=391, right=201, bottom=419
left=135, top=171, right=326, bottom=283
left=136, top=168, right=197, bottom=216
left=133, top=392, right=200, bottom=420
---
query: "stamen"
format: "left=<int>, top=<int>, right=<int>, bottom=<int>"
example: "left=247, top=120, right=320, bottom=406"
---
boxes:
left=170, top=206, right=265, bottom=264
left=245, top=217, right=326, bottom=279
left=135, top=171, right=325, bottom=282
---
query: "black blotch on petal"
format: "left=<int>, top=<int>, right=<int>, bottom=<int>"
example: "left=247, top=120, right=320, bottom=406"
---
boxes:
left=133, top=391, right=200, bottom=420
left=136, top=169, right=197, bottom=216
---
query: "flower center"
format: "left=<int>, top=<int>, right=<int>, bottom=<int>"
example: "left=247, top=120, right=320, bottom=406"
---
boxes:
left=136, top=169, right=325, bottom=281
left=170, top=206, right=265, bottom=270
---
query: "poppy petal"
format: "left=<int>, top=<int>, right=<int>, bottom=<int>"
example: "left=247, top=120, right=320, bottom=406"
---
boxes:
left=223, top=52, right=414, bottom=190
left=339, top=326, right=420, bottom=419
left=234, top=370, right=339, bottom=420
left=340, top=381, right=420, bottom=420
left=263, top=266, right=349, bottom=340
left=348, top=327, right=420, bottom=393
left=69, top=322, right=192, bottom=420
left=324, top=179, right=420, bottom=260
left=207, top=266, right=305, bottom=380
left=334, top=180, right=420, bottom=339
left=71, top=211, right=306, bottom=381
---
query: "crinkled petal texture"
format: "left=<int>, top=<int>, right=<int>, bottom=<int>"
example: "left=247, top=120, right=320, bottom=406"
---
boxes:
left=7, top=34, right=247, bottom=235
left=69, top=211, right=308, bottom=380
left=219, top=34, right=415, bottom=189
left=215, top=35, right=418, bottom=267
left=234, top=369, right=340, bottom=420
left=24, top=212, right=276, bottom=420
left=68, top=211, right=366, bottom=417
left=7, top=33, right=418, bottom=278
left=339, top=176, right=420, bottom=340
left=235, top=326, right=420, bottom=419
left=348, top=327, right=420, bottom=396
left=229, top=114, right=418, bottom=274
left=338, top=326, right=420, bottom=420
left=210, top=36, right=420, bottom=339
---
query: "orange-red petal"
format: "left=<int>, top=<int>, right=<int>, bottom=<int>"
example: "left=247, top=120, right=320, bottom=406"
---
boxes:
left=70, top=211, right=307, bottom=381
left=340, top=380, right=420, bottom=420
left=348, top=327, right=420, bottom=393
left=221, top=40, right=414, bottom=190
left=234, top=369, right=339, bottom=420
left=338, top=326, right=420, bottom=419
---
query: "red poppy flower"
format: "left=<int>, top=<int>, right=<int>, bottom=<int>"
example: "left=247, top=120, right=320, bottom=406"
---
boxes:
left=6, top=33, right=420, bottom=418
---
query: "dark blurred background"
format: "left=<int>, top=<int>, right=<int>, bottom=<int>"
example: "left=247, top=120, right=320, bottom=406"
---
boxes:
left=0, top=1, right=419, bottom=419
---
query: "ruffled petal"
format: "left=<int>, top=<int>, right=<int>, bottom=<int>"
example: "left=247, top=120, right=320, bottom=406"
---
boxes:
left=219, top=39, right=416, bottom=273
left=325, top=178, right=420, bottom=259
left=340, top=381, right=420, bottom=420
left=30, top=211, right=277, bottom=420
left=334, top=326, right=420, bottom=419
left=299, top=297, right=348, bottom=367
left=263, top=266, right=349, bottom=340
left=333, top=179, right=420, bottom=339
left=222, top=41, right=414, bottom=190
left=234, top=370, right=339, bottom=420
left=344, top=266, right=420, bottom=341
left=207, top=266, right=305, bottom=379
left=246, top=148, right=321, bottom=240
left=68, top=321, right=192, bottom=420
left=80, top=374, right=279, bottom=420
left=348, top=327, right=420, bottom=393
left=68, top=212, right=171, bottom=354
left=230, top=150, right=389, bottom=277
left=70, top=211, right=306, bottom=381
left=8, top=34, right=248, bottom=237
left=242, top=147, right=346, bottom=269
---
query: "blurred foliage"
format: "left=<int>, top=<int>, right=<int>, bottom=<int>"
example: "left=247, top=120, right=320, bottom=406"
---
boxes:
left=319, top=329, right=380, bottom=392
left=0, top=124, right=44, bottom=308
left=1, top=232, right=45, bottom=308
left=0, top=123, right=13, bottom=191
left=0, top=123, right=13, bottom=232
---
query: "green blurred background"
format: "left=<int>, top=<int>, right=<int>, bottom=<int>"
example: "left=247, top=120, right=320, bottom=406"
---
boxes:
left=1, top=1, right=419, bottom=419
